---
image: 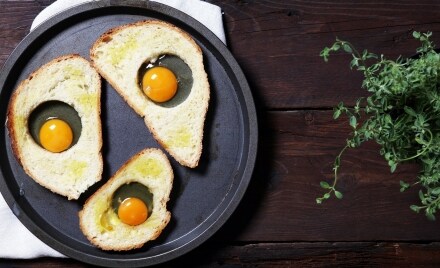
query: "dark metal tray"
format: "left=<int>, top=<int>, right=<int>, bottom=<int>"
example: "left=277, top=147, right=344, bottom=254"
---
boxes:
left=0, top=1, right=257, bottom=267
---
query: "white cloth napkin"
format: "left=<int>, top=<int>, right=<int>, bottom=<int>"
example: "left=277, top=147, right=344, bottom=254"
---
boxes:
left=0, top=0, right=224, bottom=259
left=31, top=0, right=226, bottom=43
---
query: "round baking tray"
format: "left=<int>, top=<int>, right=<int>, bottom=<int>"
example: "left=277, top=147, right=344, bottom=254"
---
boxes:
left=0, top=0, right=257, bottom=267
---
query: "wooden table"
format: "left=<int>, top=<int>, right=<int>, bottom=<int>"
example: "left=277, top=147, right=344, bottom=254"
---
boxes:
left=1, top=0, right=440, bottom=267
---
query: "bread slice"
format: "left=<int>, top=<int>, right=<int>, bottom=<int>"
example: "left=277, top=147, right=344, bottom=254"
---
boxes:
left=7, top=54, right=103, bottom=200
left=90, top=20, right=210, bottom=168
left=78, top=148, right=173, bottom=251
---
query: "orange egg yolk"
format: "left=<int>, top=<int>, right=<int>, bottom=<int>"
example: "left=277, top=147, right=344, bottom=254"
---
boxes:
left=142, top=66, right=178, bottom=102
left=39, top=118, right=73, bottom=153
left=117, top=197, right=148, bottom=226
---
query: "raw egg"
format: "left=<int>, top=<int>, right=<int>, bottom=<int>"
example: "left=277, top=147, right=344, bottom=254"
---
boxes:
left=39, top=118, right=73, bottom=153
left=142, top=66, right=178, bottom=102
left=117, top=197, right=149, bottom=226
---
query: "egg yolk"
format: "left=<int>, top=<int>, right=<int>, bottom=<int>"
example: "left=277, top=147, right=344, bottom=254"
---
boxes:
left=117, top=197, right=148, bottom=226
left=142, top=66, right=178, bottom=102
left=39, top=118, right=73, bottom=153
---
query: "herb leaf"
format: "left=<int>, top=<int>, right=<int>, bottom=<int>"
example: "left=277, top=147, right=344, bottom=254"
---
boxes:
left=318, top=31, right=440, bottom=220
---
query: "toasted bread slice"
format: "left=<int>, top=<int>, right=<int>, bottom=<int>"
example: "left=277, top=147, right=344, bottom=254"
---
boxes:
left=90, top=20, right=210, bottom=168
left=7, top=54, right=103, bottom=200
left=78, top=148, right=173, bottom=251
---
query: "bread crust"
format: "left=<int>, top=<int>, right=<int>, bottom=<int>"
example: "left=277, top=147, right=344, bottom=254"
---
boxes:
left=6, top=54, right=103, bottom=200
left=90, top=20, right=210, bottom=168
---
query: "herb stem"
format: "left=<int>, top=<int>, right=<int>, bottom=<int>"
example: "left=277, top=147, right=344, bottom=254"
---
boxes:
left=332, top=144, right=350, bottom=188
left=398, top=129, right=433, bottom=162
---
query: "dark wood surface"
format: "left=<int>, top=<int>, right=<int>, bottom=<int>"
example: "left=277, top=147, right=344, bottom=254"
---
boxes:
left=1, top=0, right=440, bottom=267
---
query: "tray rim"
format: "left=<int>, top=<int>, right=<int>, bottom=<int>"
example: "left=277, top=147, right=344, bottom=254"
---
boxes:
left=0, top=1, right=258, bottom=266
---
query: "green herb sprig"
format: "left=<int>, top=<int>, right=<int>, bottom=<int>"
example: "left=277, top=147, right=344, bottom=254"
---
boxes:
left=317, top=31, right=440, bottom=220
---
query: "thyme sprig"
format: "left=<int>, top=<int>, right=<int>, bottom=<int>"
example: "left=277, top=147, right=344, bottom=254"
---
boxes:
left=317, top=32, right=440, bottom=220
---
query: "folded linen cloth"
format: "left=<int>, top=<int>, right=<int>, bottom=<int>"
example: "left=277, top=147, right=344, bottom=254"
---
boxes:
left=31, top=0, right=226, bottom=43
left=0, top=0, right=224, bottom=259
